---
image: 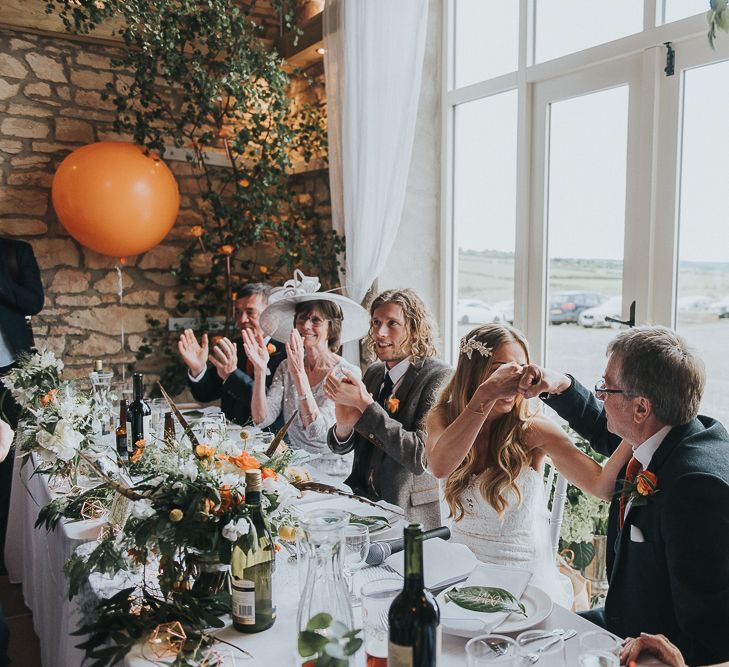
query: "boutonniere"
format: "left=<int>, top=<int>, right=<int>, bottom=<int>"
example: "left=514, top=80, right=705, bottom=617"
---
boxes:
left=385, top=397, right=400, bottom=414
left=267, top=343, right=276, bottom=355
left=622, top=470, right=659, bottom=506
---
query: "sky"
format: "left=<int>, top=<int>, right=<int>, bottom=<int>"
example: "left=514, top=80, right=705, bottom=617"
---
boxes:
left=452, top=0, right=728, bottom=264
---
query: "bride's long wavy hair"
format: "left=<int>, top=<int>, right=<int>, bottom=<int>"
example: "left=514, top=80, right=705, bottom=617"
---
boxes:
left=432, top=324, right=535, bottom=521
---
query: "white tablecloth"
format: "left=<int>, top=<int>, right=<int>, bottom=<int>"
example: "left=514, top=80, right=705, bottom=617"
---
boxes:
left=5, top=456, right=666, bottom=667
left=5, top=455, right=102, bottom=667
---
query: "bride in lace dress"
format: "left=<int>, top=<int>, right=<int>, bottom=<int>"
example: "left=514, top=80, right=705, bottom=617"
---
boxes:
left=425, top=324, right=631, bottom=607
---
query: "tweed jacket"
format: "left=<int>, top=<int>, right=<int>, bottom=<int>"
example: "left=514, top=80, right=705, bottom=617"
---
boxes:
left=189, top=338, right=286, bottom=426
left=546, top=378, right=729, bottom=666
left=0, top=238, right=44, bottom=359
left=327, top=357, right=451, bottom=530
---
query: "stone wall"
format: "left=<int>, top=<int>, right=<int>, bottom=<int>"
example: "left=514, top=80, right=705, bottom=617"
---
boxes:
left=0, top=27, right=331, bottom=391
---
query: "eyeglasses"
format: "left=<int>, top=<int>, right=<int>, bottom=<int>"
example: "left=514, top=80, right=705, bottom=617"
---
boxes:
left=594, top=378, right=630, bottom=398
left=295, top=314, right=326, bottom=328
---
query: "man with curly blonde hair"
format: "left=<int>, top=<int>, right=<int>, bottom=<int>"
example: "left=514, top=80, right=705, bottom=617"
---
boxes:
left=324, top=288, right=450, bottom=528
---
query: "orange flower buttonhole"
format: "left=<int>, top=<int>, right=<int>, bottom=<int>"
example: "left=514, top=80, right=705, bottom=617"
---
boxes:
left=386, top=397, right=400, bottom=414
left=636, top=470, right=658, bottom=497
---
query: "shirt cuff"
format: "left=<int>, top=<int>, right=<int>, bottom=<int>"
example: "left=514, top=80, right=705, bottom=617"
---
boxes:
left=188, top=367, right=206, bottom=383
left=332, top=428, right=355, bottom=446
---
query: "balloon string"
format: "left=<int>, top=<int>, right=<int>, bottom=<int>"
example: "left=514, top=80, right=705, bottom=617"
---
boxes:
left=116, top=264, right=126, bottom=383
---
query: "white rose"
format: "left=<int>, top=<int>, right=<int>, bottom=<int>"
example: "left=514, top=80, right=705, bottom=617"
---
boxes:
left=178, top=460, right=199, bottom=482
left=130, top=499, right=156, bottom=520
left=37, top=420, right=82, bottom=461
left=222, top=518, right=250, bottom=542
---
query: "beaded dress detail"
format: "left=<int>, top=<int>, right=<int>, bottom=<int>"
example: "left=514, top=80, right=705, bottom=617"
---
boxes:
left=450, top=467, right=573, bottom=607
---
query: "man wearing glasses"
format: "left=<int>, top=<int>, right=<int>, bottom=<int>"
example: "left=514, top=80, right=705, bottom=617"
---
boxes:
left=519, top=326, right=729, bottom=667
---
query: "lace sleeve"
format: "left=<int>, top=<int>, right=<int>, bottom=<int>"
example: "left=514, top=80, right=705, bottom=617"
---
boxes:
left=256, top=361, right=286, bottom=428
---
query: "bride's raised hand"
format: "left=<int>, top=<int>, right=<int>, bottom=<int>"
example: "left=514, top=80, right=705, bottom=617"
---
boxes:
left=474, top=362, right=524, bottom=402
left=242, top=329, right=269, bottom=374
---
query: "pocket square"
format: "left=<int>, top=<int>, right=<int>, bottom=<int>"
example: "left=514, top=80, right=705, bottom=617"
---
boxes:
left=630, top=524, right=646, bottom=543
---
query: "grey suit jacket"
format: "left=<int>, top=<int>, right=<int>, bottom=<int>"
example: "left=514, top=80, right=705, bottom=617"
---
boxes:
left=327, top=357, right=451, bottom=530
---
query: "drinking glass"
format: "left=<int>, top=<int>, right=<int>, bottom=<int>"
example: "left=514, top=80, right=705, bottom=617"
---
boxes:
left=361, top=578, right=401, bottom=667
left=578, top=631, right=621, bottom=667
left=342, top=523, right=369, bottom=602
left=148, top=398, right=168, bottom=438
left=516, top=629, right=566, bottom=663
left=465, top=634, right=518, bottom=666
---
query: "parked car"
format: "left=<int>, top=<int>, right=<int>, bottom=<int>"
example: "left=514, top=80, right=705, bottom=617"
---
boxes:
left=578, top=296, right=623, bottom=328
left=549, top=291, right=605, bottom=325
left=457, top=299, right=503, bottom=325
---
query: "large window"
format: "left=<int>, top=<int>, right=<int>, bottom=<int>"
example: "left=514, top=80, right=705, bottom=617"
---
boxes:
left=445, top=2, right=729, bottom=425
left=453, top=91, right=518, bottom=349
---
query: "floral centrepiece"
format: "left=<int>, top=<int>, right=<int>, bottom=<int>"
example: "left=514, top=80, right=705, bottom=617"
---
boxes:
left=2, top=350, right=109, bottom=480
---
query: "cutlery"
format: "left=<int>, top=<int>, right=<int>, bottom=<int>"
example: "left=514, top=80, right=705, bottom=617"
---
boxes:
left=524, top=629, right=577, bottom=663
left=485, top=638, right=509, bottom=656
left=518, top=628, right=566, bottom=645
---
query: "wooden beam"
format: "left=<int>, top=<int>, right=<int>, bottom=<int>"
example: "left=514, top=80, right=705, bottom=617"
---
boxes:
left=277, top=11, right=324, bottom=71
left=0, top=0, right=125, bottom=44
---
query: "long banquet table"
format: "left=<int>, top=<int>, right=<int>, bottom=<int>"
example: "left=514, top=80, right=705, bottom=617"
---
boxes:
left=6, top=453, right=667, bottom=667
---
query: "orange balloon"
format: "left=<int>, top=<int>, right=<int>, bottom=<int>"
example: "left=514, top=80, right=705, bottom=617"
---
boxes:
left=52, top=142, right=180, bottom=257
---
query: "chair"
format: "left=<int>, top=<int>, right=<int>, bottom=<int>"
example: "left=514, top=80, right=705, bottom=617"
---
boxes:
left=543, top=457, right=568, bottom=557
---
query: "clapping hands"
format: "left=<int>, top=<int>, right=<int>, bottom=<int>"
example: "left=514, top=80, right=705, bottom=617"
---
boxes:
left=241, top=329, right=270, bottom=374
left=178, top=329, right=209, bottom=377
left=286, top=329, right=306, bottom=379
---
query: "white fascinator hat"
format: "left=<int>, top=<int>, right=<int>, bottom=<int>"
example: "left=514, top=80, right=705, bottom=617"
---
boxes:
left=260, top=270, right=369, bottom=344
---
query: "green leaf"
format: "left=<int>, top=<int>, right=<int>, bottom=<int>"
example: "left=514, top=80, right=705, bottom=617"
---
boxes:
left=569, top=540, right=596, bottom=570
left=347, top=513, right=390, bottom=532
left=306, top=612, right=333, bottom=632
left=444, top=586, right=527, bottom=616
left=298, top=630, right=329, bottom=658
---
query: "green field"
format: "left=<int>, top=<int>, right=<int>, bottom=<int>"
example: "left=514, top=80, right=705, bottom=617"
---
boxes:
left=458, top=250, right=729, bottom=304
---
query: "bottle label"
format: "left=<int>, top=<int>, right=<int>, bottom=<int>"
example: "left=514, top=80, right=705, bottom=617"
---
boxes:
left=232, top=581, right=255, bottom=625
left=388, top=642, right=412, bottom=667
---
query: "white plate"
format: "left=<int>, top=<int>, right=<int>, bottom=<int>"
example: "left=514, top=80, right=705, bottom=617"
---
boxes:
left=436, top=584, right=553, bottom=638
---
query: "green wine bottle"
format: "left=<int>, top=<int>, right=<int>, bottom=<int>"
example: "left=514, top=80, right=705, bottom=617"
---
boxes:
left=388, top=523, right=441, bottom=666
left=231, top=468, right=276, bottom=632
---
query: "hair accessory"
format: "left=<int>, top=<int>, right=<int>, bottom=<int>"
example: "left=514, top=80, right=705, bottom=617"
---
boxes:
left=460, top=337, right=493, bottom=360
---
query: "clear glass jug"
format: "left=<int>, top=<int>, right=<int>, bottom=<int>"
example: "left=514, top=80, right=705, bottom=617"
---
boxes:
left=296, top=508, right=355, bottom=666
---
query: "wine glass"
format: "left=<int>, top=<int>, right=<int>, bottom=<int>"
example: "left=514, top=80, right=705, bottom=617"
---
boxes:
left=465, top=634, right=518, bottom=665
left=342, top=523, right=370, bottom=603
left=578, top=631, right=621, bottom=666
left=516, top=629, right=566, bottom=663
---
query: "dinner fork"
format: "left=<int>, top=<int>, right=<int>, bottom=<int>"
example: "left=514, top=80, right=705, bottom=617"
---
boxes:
left=524, top=629, right=577, bottom=663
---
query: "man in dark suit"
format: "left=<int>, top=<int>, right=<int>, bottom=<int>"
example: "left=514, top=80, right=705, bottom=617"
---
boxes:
left=178, top=283, right=286, bottom=426
left=519, top=326, right=729, bottom=666
left=0, top=237, right=44, bottom=576
left=324, top=288, right=451, bottom=529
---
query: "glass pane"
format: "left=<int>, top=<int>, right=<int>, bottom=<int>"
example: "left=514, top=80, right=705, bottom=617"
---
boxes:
left=675, top=60, right=729, bottom=426
left=535, top=0, right=642, bottom=64
left=453, top=91, right=518, bottom=363
left=454, top=0, right=519, bottom=87
left=661, top=0, right=707, bottom=24
left=546, top=86, right=629, bottom=387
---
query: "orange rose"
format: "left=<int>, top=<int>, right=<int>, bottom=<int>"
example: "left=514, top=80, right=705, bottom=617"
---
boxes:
left=190, top=225, right=204, bottom=238
left=224, top=451, right=261, bottom=471
left=40, top=388, right=58, bottom=406
left=129, top=439, right=146, bottom=464
left=386, top=397, right=400, bottom=414
left=219, top=244, right=235, bottom=255
left=636, top=470, right=658, bottom=497
left=267, top=343, right=276, bottom=355
left=238, top=177, right=250, bottom=188
left=259, top=265, right=269, bottom=274
left=195, top=444, right=216, bottom=458
left=261, top=467, right=278, bottom=481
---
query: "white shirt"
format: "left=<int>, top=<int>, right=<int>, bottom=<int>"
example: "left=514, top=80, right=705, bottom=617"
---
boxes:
left=383, top=357, right=411, bottom=396
left=625, top=424, right=671, bottom=520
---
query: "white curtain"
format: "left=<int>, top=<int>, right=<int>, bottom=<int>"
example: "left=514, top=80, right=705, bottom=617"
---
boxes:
left=324, top=0, right=429, bottom=305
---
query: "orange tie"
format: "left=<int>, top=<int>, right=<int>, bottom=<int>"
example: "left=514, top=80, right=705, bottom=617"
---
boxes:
left=619, top=456, right=642, bottom=528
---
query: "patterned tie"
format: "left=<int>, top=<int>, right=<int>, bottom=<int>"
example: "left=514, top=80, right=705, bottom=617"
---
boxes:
left=619, top=456, right=642, bottom=528
left=376, top=372, right=394, bottom=408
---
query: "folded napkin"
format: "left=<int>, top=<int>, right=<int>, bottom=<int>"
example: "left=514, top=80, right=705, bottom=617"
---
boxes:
left=439, top=562, right=532, bottom=635
left=385, top=538, right=478, bottom=590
